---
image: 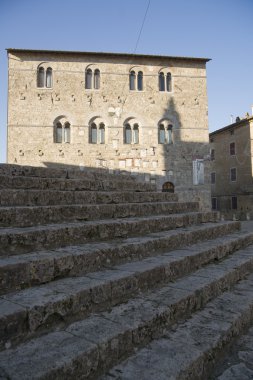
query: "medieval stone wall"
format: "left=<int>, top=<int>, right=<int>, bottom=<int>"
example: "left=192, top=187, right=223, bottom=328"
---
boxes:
left=7, top=50, right=211, bottom=209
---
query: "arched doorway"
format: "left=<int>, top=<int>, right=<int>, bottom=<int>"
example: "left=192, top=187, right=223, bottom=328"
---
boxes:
left=162, top=182, right=174, bottom=193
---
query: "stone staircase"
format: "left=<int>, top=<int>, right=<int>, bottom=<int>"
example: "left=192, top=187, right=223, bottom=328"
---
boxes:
left=0, top=165, right=253, bottom=379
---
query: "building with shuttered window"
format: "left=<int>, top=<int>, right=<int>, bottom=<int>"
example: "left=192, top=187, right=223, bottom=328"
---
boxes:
left=210, top=114, right=253, bottom=219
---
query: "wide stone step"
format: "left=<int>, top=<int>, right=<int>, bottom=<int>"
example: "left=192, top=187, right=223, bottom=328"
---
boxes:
left=0, top=221, right=243, bottom=294
left=0, top=201, right=199, bottom=228
left=103, top=272, right=253, bottom=380
left=0, top=163, right=138, bottom=182
left=0, top=189, right=178, bottom=207
left=212, top=325, right=253, bottom=379
left=0, top=174, right=155, bottom=192
left=0, top=233, right=252, bottom=351
left=1, top=247, right=253, bottom=379
left=0, top=211, right=218, bottom=256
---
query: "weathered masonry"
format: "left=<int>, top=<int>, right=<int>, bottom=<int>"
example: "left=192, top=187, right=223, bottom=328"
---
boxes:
left=210, top=113, right=253, bottom=219
left=7, top=49, right=211, bottom=208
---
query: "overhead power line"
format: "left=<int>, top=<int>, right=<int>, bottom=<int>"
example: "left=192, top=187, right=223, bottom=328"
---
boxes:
left=118, top=0, right=151, bottom=112
left=133, top=0, right=151, bottom=54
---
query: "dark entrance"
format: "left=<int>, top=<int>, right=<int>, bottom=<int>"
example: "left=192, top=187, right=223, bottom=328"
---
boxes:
left=162, top=182, right=174, bottom=193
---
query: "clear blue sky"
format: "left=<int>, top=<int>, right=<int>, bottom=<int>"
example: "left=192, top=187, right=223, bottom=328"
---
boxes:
left=0, top=0, right=252, bottom=163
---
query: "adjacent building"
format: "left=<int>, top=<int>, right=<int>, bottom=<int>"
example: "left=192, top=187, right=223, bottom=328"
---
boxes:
left=7, top=49, right=211, bottom=208
left=210, top=114, right=253, bottom=219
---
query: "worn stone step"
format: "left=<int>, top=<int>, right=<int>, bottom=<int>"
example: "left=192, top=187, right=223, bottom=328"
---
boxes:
left=0, top=211, right=218, bottom=256
left=0, top=234, right=252, bottom=351
left=0, top=221, right=243, bottom=294
left=0, top=163, right=138, bottom=182
left=0, top=174, right=155, bottom=192
left=0, top=189, right=178, bottom=207
left=1, top=248, right=253, bottom=379
left=212, top=325, right=253, bottom=379
left=103, top=272, right=253, bottom=380
left=0, top=201, right=199, bottom=228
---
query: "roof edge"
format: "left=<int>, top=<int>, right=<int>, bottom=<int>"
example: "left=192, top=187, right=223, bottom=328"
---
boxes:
left=210, top=116, right=253, bottom=136
left=6, top=48, right=211, bottom=62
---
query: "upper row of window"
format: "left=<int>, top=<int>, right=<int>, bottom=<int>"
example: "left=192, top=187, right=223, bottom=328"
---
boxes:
left=210, top=142, right=236, bottom=161
left=37, top=65, right=172, bottom=92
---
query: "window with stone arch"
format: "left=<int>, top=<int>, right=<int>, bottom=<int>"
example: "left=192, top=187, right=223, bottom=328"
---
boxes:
left=137, top=71, right=143, bottom=91
left=37, top=63, right=53, bottom=88
left=129, top=71, right=136, bottom=91
left=124, top=124, right=132, bottom=144
left=162, top=181, right=175, bottom=193
left=158, top=120, right=173, bottom=144
left=158, top=69, right=172, bottom=92
left=89, top=118, right=105, bottom=144
left=94, top=69, right=100, bottom=89
left=124, top=119, right=140, bottom=144
left=129, top=67, right=144, bottom=91
left=85, top=66, right=100, bottom=90
left=54, top=117, right=71, bottom=143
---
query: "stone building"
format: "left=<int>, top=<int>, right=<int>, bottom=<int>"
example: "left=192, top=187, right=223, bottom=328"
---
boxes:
left=210, top=113, right=253, bottom=219
left=7, top=48, right=211, bottom=208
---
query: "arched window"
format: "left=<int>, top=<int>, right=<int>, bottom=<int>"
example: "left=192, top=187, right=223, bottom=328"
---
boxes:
left=162, top=182, right=174, bottom=193
left=159, top=71, right=172, bottom=92
left=99, top=123, right=105, bottom=144
left=64, top=122, right=70, bottom=143
left=94, top=69, right=100, bottom=89
left=37, top=65, right=53, bottom=88
left=137, top=71, right=143, bottom=91
left=123, top=120, right=140, bottom=144
left=85, top=69, right=92, bottom=89
left=158, top=122, right=173, bottom=144
left=85, top=67, right=101, bottom=89
left=46, top=67, right=52, bottom=88
left=129, top=71, right=136, bottom=91
left=167, top=124, right=173, bottom=144
left=54, top=120, right=71, bottom=143
left=37, top=67, right=45, bottom=88
left=158, top=124, right=165, bottom=144
left=133, top=124, right=139, bottom=144
left=56, top=122, right=62, bottom=143
left=124, top=124, right=132, bottom=144
left=90, top=123, right=97, bottom=143
left=166, top=73, right=172, bottom=92
left=159, top=73, right=165, bottom=91
left=130, top=70, right=144, bottom=91
left=89, top=119, right=105, bottom=143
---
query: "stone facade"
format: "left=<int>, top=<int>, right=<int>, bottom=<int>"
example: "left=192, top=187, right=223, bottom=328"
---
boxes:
left=210, top=115, right=253, bottom=219
left=7, top=49, right=211, bottom=209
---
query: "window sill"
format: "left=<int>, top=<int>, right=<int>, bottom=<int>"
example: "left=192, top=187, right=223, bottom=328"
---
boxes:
left=37, top=87, right=53, bottom=91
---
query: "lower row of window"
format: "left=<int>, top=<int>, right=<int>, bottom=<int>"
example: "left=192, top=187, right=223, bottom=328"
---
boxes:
left=55, top=122, right=173, bottom=144
left=211, top=168, right=237, bottom=183
left=211, top=196, right=237, bottom=210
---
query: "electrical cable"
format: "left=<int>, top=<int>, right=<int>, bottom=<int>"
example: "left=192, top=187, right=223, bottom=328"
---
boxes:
left=133, top=0, right=151, bottom=54
left=119, top=0, right=151, bottom=113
